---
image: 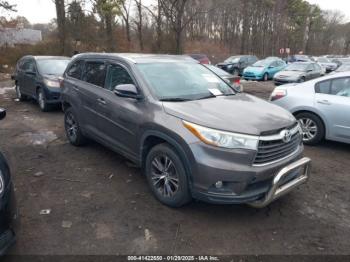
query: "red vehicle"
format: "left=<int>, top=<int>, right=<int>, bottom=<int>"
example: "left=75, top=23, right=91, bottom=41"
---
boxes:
left=188, top=54, right=211, bottom=64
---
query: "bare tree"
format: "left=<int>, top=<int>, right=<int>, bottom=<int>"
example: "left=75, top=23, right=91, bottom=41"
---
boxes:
left=121, top=0, right=132, bottom=46
left=134, top=0, right=144, bottom=51
left=54, top=0, right=66, bottom=54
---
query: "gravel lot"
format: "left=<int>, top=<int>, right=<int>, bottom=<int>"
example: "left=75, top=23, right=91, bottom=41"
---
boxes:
left=0, top=78, right=349, bottom=256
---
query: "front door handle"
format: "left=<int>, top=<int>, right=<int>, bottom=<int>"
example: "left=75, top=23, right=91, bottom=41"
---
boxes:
left=317, top=99, right=331, bottom=105
left=97, top=98, right=107, bottom=105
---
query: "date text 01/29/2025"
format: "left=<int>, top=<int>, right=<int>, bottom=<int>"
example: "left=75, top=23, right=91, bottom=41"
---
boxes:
left=127, top=256, right=220, bottom=261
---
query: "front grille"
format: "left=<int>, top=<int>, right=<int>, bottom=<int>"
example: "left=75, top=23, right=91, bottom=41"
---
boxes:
left=254, top=126, right=301, bottom=166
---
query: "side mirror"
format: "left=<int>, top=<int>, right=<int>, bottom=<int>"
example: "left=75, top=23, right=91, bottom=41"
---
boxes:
left=113, top=84, right=141, bottom=99
left=0, top=108, right=6, bottom=121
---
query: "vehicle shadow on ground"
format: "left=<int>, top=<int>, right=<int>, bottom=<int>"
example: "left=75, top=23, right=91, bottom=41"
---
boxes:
left=310, top=140, right=350, bottom=152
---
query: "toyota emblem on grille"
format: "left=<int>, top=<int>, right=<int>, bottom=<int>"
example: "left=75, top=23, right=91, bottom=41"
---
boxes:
left=281, top=129, right=292, bottom=143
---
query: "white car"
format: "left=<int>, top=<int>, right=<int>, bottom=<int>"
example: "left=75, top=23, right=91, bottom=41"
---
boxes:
left=270, top=72, right=350, bottom=145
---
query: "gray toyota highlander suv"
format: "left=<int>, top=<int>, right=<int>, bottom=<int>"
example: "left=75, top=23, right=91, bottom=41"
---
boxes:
left=61, top=53, right=311, bottom=208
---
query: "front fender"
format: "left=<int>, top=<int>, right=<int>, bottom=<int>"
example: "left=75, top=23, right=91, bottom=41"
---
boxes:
left=140, top=128, right=196, bottom=184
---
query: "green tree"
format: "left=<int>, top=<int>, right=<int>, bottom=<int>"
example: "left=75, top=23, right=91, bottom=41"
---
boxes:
left=94, top=0, right=124, bottom=51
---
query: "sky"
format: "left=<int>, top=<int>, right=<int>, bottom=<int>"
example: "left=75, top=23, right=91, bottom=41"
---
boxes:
left=2, top=0, right=350, bottom=24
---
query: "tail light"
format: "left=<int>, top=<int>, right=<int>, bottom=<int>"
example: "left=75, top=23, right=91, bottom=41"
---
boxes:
left=233, top=78, right=240, bottom=85
left=270, top=89, right=287, bottom=101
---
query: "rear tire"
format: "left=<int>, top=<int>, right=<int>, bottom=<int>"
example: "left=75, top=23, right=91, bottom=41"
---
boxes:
left=295, top=112, right=325, bottom=145
left=64, top=108, right=87, bottom=146
left=145, top=143, right=191, bottom=207
left=298, top=77, right=306, bottom=83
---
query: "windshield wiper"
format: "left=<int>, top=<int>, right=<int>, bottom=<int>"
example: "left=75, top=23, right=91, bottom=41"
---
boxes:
left=196, top=94, right=217, bottom=100
left=159, top=97, right=192, bottom=102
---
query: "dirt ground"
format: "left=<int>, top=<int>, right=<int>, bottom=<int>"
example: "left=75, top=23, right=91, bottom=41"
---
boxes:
left=0, top=78, right=349, bottom=256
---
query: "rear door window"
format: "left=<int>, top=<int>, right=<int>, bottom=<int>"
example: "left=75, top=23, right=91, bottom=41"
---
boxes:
left=106, top=64, right=135, bottom=91
left=83, top=61, right=107, bottom=88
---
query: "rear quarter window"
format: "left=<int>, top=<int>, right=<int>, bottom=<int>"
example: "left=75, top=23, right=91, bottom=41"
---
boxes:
left=315, top=80, right=331, bottom=94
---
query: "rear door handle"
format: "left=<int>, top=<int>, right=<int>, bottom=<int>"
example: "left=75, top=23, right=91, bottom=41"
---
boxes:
left=317, top=99, right=331, bottom=105
left=97, top=98, right=107, bottom=105
left=72, top=85, right=79, bottom=91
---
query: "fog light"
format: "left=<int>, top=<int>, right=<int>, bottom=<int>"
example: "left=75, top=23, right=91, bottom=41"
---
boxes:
left=215, top=181, right=223, bottom=189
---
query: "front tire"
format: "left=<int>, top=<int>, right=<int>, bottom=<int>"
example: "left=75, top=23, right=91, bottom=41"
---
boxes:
left=298, top=77, right=306, bottom=83
left=232, top=68, right=240, bottom=76
left=37, top=88, right=50, bottom=112
left=145, top=143, right=191, bottom=207
left=263, top=73, right=269, bottom=81
left=295, top=112, right=325, bottom=145
left=15, top=83, right=27, bottom=101
left=64, top=108, right=87, bottom=146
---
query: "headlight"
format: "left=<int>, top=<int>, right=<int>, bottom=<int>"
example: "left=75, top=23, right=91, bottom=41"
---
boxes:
left=44, top=79, right=60, bottom=88
left=227, top=65, right=233, bottom=69
left=183, top=121, right=259, bottom=150
left=0, top=170, right=4, bottom=195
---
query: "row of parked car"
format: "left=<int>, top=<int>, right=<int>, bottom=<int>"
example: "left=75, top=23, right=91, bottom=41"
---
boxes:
left=1, top=51, right=349, bottom=254
left=189, top=53, right=350, bottom=86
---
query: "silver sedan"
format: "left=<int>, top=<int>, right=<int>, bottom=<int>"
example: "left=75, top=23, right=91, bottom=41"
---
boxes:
left=270, top=72, right=350, bottom=145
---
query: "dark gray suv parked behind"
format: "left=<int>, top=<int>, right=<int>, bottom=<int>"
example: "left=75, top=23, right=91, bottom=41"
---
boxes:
left=12, top=56, right=71, bottom=111
left=61, top=53, right=311, bottom=208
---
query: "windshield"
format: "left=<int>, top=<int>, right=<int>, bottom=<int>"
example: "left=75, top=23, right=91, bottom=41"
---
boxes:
left=224, top=56, right=240, bottom=63
left=137, top=62, right=235, bottom=101
left=37, top=59, right=70, bottom=75
left=294, top=55, right=310, bottom=61
left=252, top=60, right=269, bottom=67
left=285, top=63, right=308, bottom=71
left=317, top=57, right=330, bottom=63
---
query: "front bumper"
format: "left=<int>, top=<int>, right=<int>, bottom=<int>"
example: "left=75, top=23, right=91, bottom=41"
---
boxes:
left=243, top=74, right=263, bottom=80
left=248, top=157, right=311, bottom=208
left=44, top=87, right=61, bottom=104
left=189, top=142, right=310, bottom=206
left=274, top=78, right=298, bottom=85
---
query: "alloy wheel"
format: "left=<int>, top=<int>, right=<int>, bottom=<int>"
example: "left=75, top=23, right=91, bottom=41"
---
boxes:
left=299, top=118, right=318, bottom=142
left=150, top=154, right=179, bottom=197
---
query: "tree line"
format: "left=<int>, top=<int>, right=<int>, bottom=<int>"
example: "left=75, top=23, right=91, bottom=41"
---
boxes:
left=2, top=0, right=350, bottom=61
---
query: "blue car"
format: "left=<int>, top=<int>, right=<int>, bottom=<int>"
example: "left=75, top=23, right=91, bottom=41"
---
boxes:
left=243, top=59, right=286, bottom=81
